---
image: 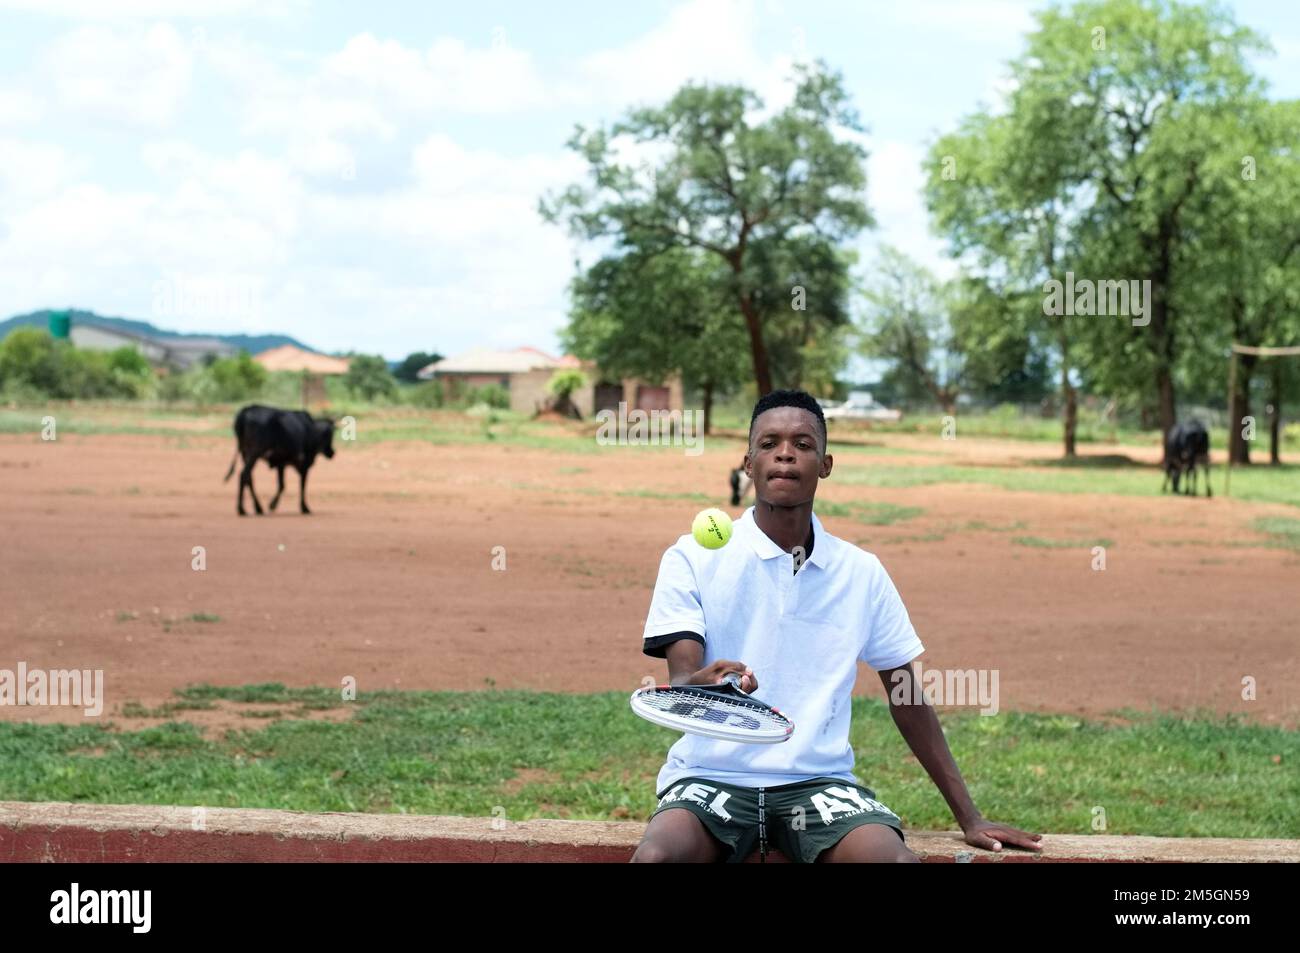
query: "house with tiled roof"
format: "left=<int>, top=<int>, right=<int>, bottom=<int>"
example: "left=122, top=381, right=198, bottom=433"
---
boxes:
left=417, top=346, right=682, bottom=418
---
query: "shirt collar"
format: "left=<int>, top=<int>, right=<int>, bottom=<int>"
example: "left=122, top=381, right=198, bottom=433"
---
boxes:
left=739, top=505, right=831, bottom=569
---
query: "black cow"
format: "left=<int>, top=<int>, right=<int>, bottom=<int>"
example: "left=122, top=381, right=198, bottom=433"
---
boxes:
left=223, top=405, right=336, bottom=515
left=728, top=461, right=753, bottom=506
left=1162, top=420, right=1211, bottom=497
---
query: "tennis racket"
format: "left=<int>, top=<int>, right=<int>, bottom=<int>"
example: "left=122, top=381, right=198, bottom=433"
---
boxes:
left=630, top=673, right=795, bottom=744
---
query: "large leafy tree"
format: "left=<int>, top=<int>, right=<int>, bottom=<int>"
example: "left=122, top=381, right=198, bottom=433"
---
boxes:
left=562, top=246, right=749, bottom=432
left=394, top=351, right=443, bottom=383
left=542, top=62, right=871, bottom=397
left=1181, top=99, right=1300, bottom=463
left=928, top=109, right=1086, bottom=454
left=861, top=247, right=964, bottom=415
left=929, top=0, right=1275, bottom=453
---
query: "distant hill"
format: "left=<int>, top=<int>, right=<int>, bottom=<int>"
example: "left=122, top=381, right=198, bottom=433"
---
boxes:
left=0, top=310, right=318, bottom=355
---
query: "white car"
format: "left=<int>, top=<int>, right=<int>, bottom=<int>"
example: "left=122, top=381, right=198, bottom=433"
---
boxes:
left=821, top=395, right=902, bottom=422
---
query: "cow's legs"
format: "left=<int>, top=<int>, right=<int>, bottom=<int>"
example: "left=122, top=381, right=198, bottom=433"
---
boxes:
left=1202, top=461, right=1212, bottom=498
left=242, top=464, right=264, bottom=515
left=269, top=466, right=286, bottom=511
left=237, top=454, right=251, bottom=515
left=299, top=466, right=311, bottom=514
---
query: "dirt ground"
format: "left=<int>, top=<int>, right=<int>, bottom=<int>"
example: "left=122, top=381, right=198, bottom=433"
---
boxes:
left=1, top=426, right=1296, bottom=729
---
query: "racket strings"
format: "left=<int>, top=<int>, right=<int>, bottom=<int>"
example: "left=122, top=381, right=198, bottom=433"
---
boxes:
left=638, top=686, right=790, bottom=731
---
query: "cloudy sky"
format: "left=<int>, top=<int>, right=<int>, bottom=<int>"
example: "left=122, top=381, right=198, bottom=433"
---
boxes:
left=1, top=0, right=1296, bottom=359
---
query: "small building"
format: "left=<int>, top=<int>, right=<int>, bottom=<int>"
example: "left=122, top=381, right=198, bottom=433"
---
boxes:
left=68, top=324, right=169, bottom=364
left=253, top=345, right=351, bottom=376
left=160, top=336, right=239, bottom=369
left=418, top=346, right=683, bottom=418
left=67, top=321, right=237, bottom=369
left=254, top=345, right=351, bottom=408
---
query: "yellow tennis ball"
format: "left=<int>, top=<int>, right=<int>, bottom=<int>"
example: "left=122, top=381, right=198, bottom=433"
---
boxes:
left=692, top=508, right=733, bottom=549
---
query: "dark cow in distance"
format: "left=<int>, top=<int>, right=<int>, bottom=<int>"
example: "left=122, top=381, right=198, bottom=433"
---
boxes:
left=1162, top=420, right=1211, bottom=497
left=224, top=405, right=336, bottom=516
left=728, top=460, right=753, bottom=506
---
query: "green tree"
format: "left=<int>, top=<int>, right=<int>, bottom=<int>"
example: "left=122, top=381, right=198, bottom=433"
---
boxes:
left=0, top=327, right=61, bottom=394
left=394, top=351, right=442, bottom=383
left=207, top=352, right=268, bottom=402
left=106, top=346, right=156, bottom=398
left=1016, top=0, right=1268, bottom=440
left=542, top=62, right=871, bottom=396
left=343, top=354, right=398, bottom=401
left=927, top=105, right=1089, bottom=454
left=562, top=245, right=750, bottom=432
left=928, top=0, right=1277, bottom=454
left=861, top=247, right=963, bottom=414
left=546, top=369, right=588, bottom=419
left=1179, top=99, right=1300, bottom=463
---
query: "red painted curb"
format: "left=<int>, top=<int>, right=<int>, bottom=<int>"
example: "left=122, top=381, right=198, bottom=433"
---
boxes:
left=2, top=802, right=1296, bottom=863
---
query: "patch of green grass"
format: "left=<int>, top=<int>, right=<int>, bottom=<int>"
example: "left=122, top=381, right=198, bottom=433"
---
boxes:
left=115, top=611, right=138, bottom=623
left=873, top=533, right=947, bottom=544
left=616, top=489, right=715, bottom=504
left=1, top=686, right=1294, bottom=836
left=1253, top=516, right=1300, bottom=551
left=176, top=683, right=343, bottom=707
left=965, top=520, right=1028, bottom=532
left=814, top=499, right=923, bottom=525
left=187, top=613, right=221, bottom=623
left=120, top=699, right=217, bottom=718
left=830, top=459, right=1300, bottom=508
left=1012, top=536, right=1115, bottom=549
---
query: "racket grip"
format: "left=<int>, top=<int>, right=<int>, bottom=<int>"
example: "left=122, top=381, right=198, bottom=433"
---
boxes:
left=722, top=672, right=745, bottom=692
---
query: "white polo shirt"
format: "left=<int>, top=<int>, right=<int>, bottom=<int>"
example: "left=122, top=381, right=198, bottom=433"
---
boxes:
left=642, top=505, right=924, bottom=793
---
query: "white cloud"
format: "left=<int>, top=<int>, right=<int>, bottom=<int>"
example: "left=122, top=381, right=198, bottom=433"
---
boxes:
left=0, top=89, right=43, bottom=124
left=327, top=33, right=549, bottom=114
left=883, top=0, right=1037, bottom=45
left=864, top=138, right=954, bottom=279
left=44, top=23, right=193, bottom=125
left=579, top=0, right=767, bottom=106
left=0, top=0, right=892, bottom=358
left=0, top=139, right=85, bottom=201
left=0, top=0, right=303, bottom=17
left=0, top=129, right=590, bottom=354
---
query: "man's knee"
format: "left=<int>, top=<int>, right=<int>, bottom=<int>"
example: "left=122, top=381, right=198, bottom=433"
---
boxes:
left=631, top=837, right=714, bottom=863
left=631, top=810, right=725, bottom=863
left=630, top=839, right=674, bottom=863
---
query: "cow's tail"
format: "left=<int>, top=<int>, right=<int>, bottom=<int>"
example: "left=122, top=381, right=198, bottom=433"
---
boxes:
left=223, top=448, right=240, bottom=482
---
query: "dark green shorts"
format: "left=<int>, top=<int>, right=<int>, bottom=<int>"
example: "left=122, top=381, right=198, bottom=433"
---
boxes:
left=652, top=775, right=905, bottom=863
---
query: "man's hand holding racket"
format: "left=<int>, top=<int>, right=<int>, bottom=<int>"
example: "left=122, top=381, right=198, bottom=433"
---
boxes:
left=631, top=657, right=793, bottom=744
left=680, top=659, right=757, bottom=694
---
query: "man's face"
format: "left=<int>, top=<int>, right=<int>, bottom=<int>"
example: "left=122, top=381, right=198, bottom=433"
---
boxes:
left=744, top=406, right=832, bottom=506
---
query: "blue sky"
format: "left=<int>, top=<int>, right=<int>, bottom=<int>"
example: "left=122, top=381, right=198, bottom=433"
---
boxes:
left=1, top=0, right=1296, bottom=359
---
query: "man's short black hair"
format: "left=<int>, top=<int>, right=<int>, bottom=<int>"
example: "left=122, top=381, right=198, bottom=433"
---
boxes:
left=748, top=388, right=827, bottom=452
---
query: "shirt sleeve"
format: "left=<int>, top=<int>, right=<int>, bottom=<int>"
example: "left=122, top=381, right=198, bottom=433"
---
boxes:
left=859, top=558, right=924, bottom=670
left=642, top=544, right=706, bottom=657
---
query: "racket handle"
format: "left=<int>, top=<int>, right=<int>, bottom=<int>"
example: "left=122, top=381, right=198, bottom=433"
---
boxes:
left=722, top=672, right=745, bottom=693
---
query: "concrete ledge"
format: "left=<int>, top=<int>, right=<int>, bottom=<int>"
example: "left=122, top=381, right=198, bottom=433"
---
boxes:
left=1, top=802, right=1296, bottom=862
